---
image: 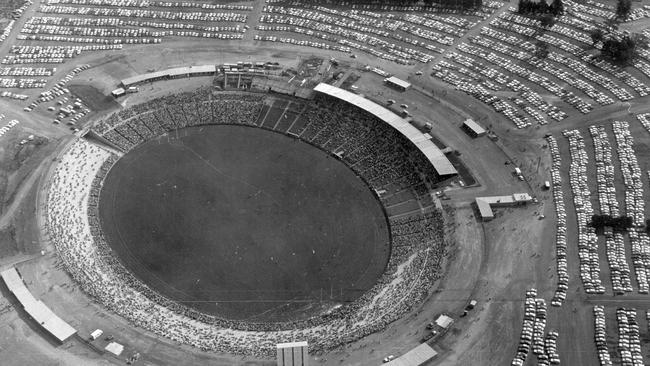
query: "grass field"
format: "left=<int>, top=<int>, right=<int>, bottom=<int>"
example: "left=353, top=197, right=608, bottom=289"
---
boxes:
left=98, top=124, right=391, bottom=322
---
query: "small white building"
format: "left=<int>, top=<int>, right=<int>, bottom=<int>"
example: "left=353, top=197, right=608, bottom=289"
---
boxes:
left=105, top=342, right=124, bottom=356
left=90, top=329, right=103, bottom=340
left=462, top=118, right=486, bottom=137
left=111, top=88, right=125, bottom=98
left=435, top=314, right=454, bottom=329
left=384, top=76, right=411, bottom=91
left=277, top=341, right=309, bottom=366
left=475, top=193, right=533, bottom=221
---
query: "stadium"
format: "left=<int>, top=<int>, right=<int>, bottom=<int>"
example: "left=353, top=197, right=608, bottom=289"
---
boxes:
left=0, top=0, right=649, bottom=365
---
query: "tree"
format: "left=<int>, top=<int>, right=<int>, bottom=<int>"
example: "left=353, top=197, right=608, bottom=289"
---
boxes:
left=539, top=0, right=549, bottom=12
left=535, top=40, right=550, bottom=58
left=590, top=28, right=605, bottom=46
left=600, top=33, right=647, bottom=66
left=518, top=0, right=563, bottom=16
left=550, top=0, right=564, bottom=15
left=589, top=214, right=634, bottom=230
left=540, top=13, right=556, bottom=28
left=616, top=0, right=632, bottom=20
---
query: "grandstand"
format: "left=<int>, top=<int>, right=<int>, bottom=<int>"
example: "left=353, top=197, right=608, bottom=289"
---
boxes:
left=313, top=83, right=457, bottom=177
left=33, top=85, right=451, bottom=356
left=1, top=268, right=77, bottom=343
left=120, top=65, right=217, bottom=88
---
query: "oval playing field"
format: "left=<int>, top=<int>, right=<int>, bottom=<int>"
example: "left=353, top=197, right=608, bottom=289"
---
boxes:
left=98, top=124, right=391, bottom=322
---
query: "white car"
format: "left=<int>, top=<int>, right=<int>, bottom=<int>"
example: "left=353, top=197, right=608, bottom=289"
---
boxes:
left=383, top=355, right=395, bottom=363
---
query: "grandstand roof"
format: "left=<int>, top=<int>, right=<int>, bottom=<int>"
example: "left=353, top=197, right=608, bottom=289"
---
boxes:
left=313, top=83, right=457, bottom=176
left=121, top=65, right=217, bottom=87
left=277, top=341, right=308, bottom=349
left=1, top=268, right=77, bottom=343
left=384, top=343, right=438, bottom=366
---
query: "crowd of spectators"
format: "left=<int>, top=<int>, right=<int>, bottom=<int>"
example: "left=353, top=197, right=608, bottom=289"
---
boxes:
left=45, top=89, right=450, bottom=356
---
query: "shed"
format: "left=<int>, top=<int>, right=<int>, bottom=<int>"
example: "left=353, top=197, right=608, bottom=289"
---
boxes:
left=90, top=329, right=103, bottom=340
left=435, top=314, right=454, bottom=329
left=384, top=343, right=438, bottom=366
left=462, top=119, right=486, bottom=137
left=384, top=76, right=411, bottom=91
left=111, top=88, right=125, bottom=98
left=105, top=342, right=124, bottom=356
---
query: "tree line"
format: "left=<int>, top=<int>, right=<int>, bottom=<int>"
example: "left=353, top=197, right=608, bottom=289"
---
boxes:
left=590, top=215, right=634, bottom=231
left=589, top=28, right=648, bottom=66
left=517, top=0, right=564, bottom=16
left=296, top=0, right=483, bottom=9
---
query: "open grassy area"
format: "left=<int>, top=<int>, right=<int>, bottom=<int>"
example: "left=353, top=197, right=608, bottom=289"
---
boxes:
left=98, top=124, right=390, bottom=322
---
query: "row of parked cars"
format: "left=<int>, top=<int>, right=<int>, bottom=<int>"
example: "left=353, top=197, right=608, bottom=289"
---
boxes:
left=313, top=4, right=464, bottom=61
left=18, top=34, right=163, bottom=44
left=593, top=306, right=613, bottom=366
left=637, top=113, right=650, bottom=134
left=612, top=121, right=646, bottom=227
left=511, top=289, right=539, bottom=366
left=459, top=35, right=569, bottom=121
left=259, top=9, right=435, bottom=64
left=544, top=331, right=560, bottom=366
left=616, top=308, right=644, bottom=366
left=0, top=91, right=28, bottom=100
left=22, top=64, right=90, bottom=113
left=47, top=0, right=252, bottom=11
left=29, top=15, right=245, bottom=33
left=477, top=28, right=614, bottom=108
left=563, top=129, right=605, bottom=294
left=0, top=20, right=16, bottom=45
left=512, top=289, right=559, bottom=365
left=39, top=5, right=249, bottom=23
left=494, top=9, right=650, bottom=102
left=546, top=136, right=568, bottom=307
left=531, top=298, right=548, bottom=362
left=2, top=44, right=122, bottom=64
left=22, top=22, right=168, bottom=38
left=432, top=62, right=531, bottom=129
left=585, top=54, right=650, bottom=98
left=589, top=125, right=634, bottom=295
left=335, top=0, right=504, bottom=19
left=22, top=22, right=246, bottom=42
left=612, top=121, right=650, bottom=295
left=254, top=33, right=352, bottom=54
left=461, top=40, right=591, bottom=115
left=0, top=67, right=55, bottom=76
left=0, top=78, right=47, bottom=88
